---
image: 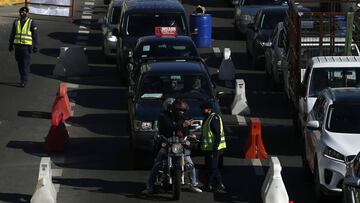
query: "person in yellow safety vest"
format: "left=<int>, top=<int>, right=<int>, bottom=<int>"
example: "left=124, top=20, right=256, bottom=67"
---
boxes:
left=8, top=7, right=39, bottom=88
left=200, top=101, right=226, bottom=193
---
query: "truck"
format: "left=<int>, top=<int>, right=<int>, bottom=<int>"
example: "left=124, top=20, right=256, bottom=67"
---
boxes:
left=283, top=0, right=360, bottom=134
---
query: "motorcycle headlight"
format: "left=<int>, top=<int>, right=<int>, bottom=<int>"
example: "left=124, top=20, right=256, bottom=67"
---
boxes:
left=107, top=33, right=117, bottom=42
left=171, top=143, right=183, bottom=154
left=240, top=14, right=252, bottom=21
left=134, top=120, right=153, bottom=131
left=260, top=41, right=272, bottom=47
left=323, top=146, right=345, bottom=163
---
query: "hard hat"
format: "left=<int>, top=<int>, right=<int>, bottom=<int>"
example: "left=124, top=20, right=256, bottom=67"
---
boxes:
left=163, top=97, right=175, bottom=110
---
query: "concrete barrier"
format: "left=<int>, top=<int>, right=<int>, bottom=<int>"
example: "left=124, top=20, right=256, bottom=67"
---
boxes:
left=231, top=79, right=250, bottom=116
left=218, top=48, right=235, bottom=81
left=31, top=157, right=57, bottom=203
left=261, top=157, right=289, bottom=203
left=53, top=46, right=89, bottom=77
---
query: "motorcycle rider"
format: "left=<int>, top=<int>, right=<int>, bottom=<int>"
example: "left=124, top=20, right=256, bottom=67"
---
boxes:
left=141, top=98, right=202, bottom=195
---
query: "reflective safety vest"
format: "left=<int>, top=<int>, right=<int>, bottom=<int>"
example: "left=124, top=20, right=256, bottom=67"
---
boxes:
left=13, top=18, right=33, bottom=46
left=201, top=112, right=226, bottom=151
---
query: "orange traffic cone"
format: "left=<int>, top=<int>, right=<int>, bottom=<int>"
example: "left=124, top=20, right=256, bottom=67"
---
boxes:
left=57, top=83, right=72, bottom=121
left=244, top=117, right=268, bottom=159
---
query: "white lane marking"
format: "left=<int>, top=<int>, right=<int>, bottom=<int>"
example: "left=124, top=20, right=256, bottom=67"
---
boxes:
left=235, top=115, right=292, bottom=127
left=236, top=115, right=247, bottom=126
left=213, top=47, right=221, bottom=58
left=251, top=159, right=265, bottom=176
left=83, top=6, right=92, bottom=10
left=71, top=110, right=74, bottom=116
left=52, top=169, right=63, bottom=177
left=81, top=15, right=92, bottom=19
left=78, top=30, right=90, bottom=34
left=82, top=11, right=92, bottom=15
left=79, top=25, right=88, bottom=30
left=65, top=122, right=72, bottom=127
left=70, top=102, right=76, bottom=107
left=66, top=83, right=79, bottom=89
left=54, top=184, right=60, bottom=192
left=84, top=2, right=95, bottom=6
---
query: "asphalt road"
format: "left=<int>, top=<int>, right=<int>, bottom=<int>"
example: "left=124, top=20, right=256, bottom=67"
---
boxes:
left=0, top=0, right=342, bottom=202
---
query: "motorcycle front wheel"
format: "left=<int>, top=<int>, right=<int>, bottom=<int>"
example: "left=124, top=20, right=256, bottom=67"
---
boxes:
left=172, top=169, right=181, bottom=200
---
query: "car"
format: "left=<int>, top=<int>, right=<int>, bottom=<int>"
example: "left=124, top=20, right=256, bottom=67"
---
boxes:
left=246, top=6, right=287, bottom=68
left=114, top=0, right=189, bottom=78
left=264, top=22, right=286, bottom=86
left=128, top=34, right=201, bottom=84
left=101, top=0, right=124, bottom=60
left=304, top=87, right=360, bottom=201
left=342, top=151, right=360, bottom=203
left=233, top=0, right=285, bottom=37
left=128, top=60, right=221, bottom=154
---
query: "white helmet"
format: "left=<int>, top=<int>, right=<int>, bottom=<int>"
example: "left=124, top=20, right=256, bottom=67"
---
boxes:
left=163, top=97, right=175, bottom=110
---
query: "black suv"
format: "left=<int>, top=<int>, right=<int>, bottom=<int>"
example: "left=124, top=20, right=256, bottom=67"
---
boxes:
left=114, top=0, right=189, bottom=78
left=128, top=60, right=221, bottom=153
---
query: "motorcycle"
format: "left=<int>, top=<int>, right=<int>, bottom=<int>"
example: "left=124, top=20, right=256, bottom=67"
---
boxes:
left=153, top=134, right=196, bottom=200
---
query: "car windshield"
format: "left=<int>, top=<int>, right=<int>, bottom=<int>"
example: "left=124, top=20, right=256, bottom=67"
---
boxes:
left=243, top=0, right=283, bottom=5
left=308, top=68, right=360, bottom=97
left=261, top=11, right=286, bottom=29
left=127, top=15, right=186, bottom=36
left=134, top=41, right=198, bottom=61
left=138, top=74, right=212, bottom=100
left=327, top=104, right=360, bottom=133
left=110, top=7, right=121, bottom=24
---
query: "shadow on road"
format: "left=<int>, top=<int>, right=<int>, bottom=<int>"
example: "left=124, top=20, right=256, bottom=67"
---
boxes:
left=0, top=192, right=32, bottom=203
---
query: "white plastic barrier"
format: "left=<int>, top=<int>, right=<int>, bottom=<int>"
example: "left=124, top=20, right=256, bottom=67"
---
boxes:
left=31, top=157, right=57, bottom=203
left=218, top=48, right=235, bottom=81
left=53, top=46, right=89, bottom=77
left=261, top=157, right=289, bottom=203
left=230, top=79, right=250, bottom=116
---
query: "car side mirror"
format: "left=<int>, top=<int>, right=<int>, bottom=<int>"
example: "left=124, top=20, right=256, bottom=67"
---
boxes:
left=216, top=91, right=225, bottom=98
left=112, top=28, right=119, bottom=37
left=344, top=177, right=360, bottom=188
left=232, top=0, right=239, bottom=6
left=306, top=120, right=320, bottom=130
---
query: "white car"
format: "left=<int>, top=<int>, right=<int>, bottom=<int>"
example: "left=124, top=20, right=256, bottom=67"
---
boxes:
left=264, top=22, right=285, bottom=85
left=304, top=87, right=360, bottom=201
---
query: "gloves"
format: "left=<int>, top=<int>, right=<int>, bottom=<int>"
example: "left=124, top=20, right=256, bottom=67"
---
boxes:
left=8, top=45, right=13, bottom=52
left=32, top=47, right=38, bottom=53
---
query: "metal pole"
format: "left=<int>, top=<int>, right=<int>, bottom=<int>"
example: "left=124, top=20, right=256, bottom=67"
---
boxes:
left=345, top=12, right=354, bottom=55
left=25, top=0, right=28, bottom=7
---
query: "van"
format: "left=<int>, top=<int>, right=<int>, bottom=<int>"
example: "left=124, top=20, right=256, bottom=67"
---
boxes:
left=113, top=0, right=189, bottom=77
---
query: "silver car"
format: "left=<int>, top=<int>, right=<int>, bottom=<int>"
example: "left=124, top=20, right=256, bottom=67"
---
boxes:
left=101, top=0, right=124, bottom=60
left=343, top=152, right=360, bottom=203
left=264, top=22, right=285, bottom=85
left=233, top=0, right=285, bottom=37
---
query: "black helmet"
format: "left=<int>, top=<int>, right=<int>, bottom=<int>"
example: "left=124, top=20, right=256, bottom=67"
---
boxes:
left=172, top=99, right=188, bottom=112
left=19, top=7, right=29, bottom=13
left=200, top=101, right=213, bottom=110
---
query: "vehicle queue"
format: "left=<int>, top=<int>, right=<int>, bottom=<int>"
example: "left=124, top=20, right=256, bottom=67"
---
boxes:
left=102, top=0, right=360, bottom=202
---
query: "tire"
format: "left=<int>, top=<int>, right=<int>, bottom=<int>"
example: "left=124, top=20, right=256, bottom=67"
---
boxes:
left=314, top=159, right=326, bottom=202
left=172, top=170, right=181, bottom=200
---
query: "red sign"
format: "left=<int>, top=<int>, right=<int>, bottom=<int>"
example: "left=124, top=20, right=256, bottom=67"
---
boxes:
left=155, top=27, right=177, bottom=37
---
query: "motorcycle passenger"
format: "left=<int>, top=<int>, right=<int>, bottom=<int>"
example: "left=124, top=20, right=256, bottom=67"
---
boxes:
left=141, top=99, right=202, bottom=195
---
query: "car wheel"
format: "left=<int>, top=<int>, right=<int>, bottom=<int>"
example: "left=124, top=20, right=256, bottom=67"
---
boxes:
left=314, top=159, right=326, bottom=202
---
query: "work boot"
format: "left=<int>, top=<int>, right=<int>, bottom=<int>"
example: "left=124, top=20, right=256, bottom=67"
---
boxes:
left=141, top=186, right=155, bottom=195
left=214, top=184, right=226, bottom=193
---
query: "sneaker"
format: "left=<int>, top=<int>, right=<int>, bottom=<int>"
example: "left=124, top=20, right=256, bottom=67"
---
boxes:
left=214, top=184, right=226, bottom=193
left=189, top=186, right=202, bottom=193
left=141, top=187, right=155, bottom=195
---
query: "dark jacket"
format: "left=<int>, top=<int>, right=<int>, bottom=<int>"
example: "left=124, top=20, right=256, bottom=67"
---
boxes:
left=9, top=17, right=39, bottom=48
left=158, top=111, right=189, bottom=138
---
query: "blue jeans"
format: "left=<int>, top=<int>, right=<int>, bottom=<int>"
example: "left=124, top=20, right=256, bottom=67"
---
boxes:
left=147, top=148, right=198, bottom=187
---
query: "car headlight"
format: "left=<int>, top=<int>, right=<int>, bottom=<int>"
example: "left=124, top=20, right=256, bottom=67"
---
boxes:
left=171, top=143, right=183, bottom=154
left=134, top=120, right=153, bottom=131
left=240, top=14, right=252, bottom=21
left=259, top=41, right=272, bottom=47
left=107, top=33, right=117, bottom=42
left=323, top=146, right=345, bottom=163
